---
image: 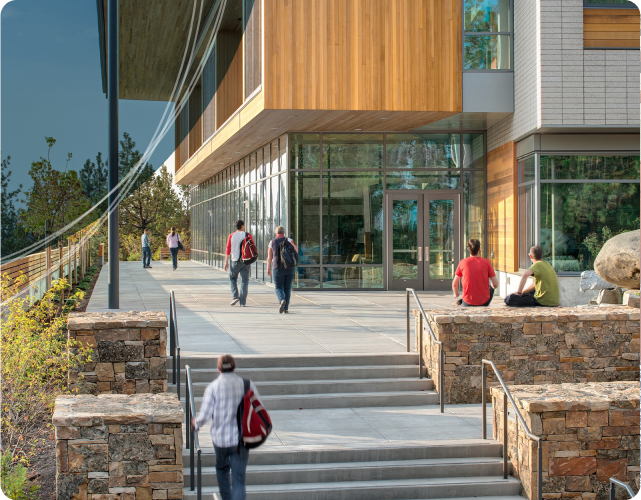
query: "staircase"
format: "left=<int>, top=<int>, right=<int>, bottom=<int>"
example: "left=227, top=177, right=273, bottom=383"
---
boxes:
left=171, top=353, right=523, bottom=500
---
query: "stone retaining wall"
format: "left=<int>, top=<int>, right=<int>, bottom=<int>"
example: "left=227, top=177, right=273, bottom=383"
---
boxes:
left=414, top=307, right=640, bottom=404
left=68, top=312, right=168, bottom=395
left=54, top=393, right=184, bottom=500
left=491, top=382, right=639, bottom=500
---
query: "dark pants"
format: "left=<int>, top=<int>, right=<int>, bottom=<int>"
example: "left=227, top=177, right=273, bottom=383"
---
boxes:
left=170, top=247, right=179, bottom=269
left=229, top=260, right=249, bottom=306
left=462, top=286, right=495, bottom=307
left=505, top=291, right=540, bottom=307
left=214, top=445, right=249, bottom=500
left=142, top=247, right=151, bottom=268
left=273, top=267, right=294, bottom=311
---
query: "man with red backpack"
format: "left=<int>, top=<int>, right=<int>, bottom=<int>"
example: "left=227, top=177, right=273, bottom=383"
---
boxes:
left=224, top=220, right=256, bottom=307
left=192, top=354, right=270, bottom=500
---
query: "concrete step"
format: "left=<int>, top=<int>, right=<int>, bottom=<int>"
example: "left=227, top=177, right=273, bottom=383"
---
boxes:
left=183, top=390, right=439, bottom=410
left=170, top=377, right=434, bottom=397
left=184, top=457, right=505, bottom=487
left=168, top=353, right=420, bottom=370
left=170, top=364, right=423, bottom=383
left=183, top=476, right=522, bottom=500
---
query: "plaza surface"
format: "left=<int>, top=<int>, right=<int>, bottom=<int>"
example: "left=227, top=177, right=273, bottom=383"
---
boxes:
left=87, top=260, right=503, bottom=357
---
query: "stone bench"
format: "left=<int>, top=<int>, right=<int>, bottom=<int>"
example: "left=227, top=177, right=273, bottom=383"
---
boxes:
left=414, top=307, right=640, bottom=404
left=490, top=381, right=639, bottom=499
left=54, top=393, right=184, bottom=500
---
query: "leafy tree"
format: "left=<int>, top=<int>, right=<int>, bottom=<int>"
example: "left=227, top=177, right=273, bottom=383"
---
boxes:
left=1, top=157, right=34, bottom=257
left=20, top=137, right=92, bottom=237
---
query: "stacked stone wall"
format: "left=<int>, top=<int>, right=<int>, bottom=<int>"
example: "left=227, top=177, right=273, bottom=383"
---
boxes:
left=491, top=382, right=639, bottom=500
left=414, top=307, right=640, bottom=404
left=68, top=312, right=168, bottom=395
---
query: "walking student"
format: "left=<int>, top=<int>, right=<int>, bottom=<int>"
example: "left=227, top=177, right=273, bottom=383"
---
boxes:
left=267, top=226, right=299, bottom=314
left=166, top=226, right=182, bottom=271
left=141, top=228, right=152, bottom=269
left=192, top=354, right=262, bottom=500
left=452, top=239, right=498, bottom=307
left=225, top=220, right=254, bottom=307
left=506, top=245, right=560, bottom=307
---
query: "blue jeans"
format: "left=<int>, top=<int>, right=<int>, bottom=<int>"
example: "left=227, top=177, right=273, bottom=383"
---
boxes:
left=273, top=267, right=294, bottom=311
left=142, top=247, right=151, bottom=268
left=229, top=261, right=249, bottom=306
left=170, top=247, right=179, bottom=269
left=462, top=286, right=495, bottom=307
left=214, top=445, right=249, bottom=500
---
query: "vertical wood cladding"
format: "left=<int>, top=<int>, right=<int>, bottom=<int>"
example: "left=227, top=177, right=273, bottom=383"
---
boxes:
left=487, top=142, right=518, bottom=273
left=203, top=48, right=217, bottom=140
left=244, top=0, right=262, bottom=98
left=216, top=31, right=244, bottom=127
left=189, top=85, right=203, bottom=157
left=180, top=104, right=189, bottom=167
left=264, top=0, right=462, bottom=112
left=583, top=8, right=640, bottom=49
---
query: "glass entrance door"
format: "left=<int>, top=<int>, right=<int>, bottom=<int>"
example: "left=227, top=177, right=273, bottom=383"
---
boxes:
left=386, top=192, right=460, bottom=291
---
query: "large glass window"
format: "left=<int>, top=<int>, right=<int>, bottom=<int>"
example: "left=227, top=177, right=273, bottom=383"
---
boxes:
left=290, top=134, right=320, bottom=169
left=290, top=171, right=320, bottom=265
left=322, top=134, right=383, bottom=169
left=464, top=0, right=511, bottom=70
left=386, top=134, right=459, bottom=169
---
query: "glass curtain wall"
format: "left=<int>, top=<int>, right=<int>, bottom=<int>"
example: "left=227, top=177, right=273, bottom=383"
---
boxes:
left=289, top=132, right=486, bottom=289
left=518, top=154, right=640, bottom=273
left=190, top=135, right=288, bottom=281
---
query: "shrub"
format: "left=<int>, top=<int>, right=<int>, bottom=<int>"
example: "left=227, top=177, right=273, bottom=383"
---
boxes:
left=1, top=274, right=92, bottom=463
left=1, top=451, right=39, bottom=500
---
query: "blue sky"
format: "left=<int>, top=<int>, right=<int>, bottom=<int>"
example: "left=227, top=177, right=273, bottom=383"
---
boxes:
left=1, top=0, right=175, bottom=203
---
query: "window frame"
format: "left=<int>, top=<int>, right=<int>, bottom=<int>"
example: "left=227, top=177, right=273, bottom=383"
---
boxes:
left=462, top=0, right=514, bottom=72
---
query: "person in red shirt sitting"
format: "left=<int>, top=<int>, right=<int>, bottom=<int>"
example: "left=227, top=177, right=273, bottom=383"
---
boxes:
left=452, top=239, right=499, bottom=307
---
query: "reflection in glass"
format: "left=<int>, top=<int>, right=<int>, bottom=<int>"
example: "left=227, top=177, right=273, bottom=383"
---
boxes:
left=387, top=171, right=460, bottom=190
left=290, top=172, right=320, bottom=264
left=465, top=0, right=510, bottom=32
left=386, top=134, right=459, bottom=169
left=540, top=155, right=640, bottom=180
left=322, top=172, right=384, bottom=265
left=322, top=134, right=384, bottom=169
left=462, top=134, right=484, bottom=169
left=464, top=35, right=511, bottom=69
left=519, top=156, right=535, bottom=183
left=323, top=267, right=384, bottom=289
left=290, top=134, right=320, bottom=169
left=392, top=199, right=418, bottom=280
left=463, top=171, right=485, bottom=247
left=519, top=184, right=535, bottom=269
left=293, top=267, right=321, bottom=289
left=585, top=0, right=636, bottom=5
left=540, top=183, right=639, bottom=272
left=429, top=200, right=455, bottom=280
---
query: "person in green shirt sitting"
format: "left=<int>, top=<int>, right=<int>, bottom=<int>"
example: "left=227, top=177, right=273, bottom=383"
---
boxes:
left=506, top=245, right=560, bottom=307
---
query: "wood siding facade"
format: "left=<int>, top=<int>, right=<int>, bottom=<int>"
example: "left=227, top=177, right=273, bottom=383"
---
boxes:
left=583, top=8, right=640, bottom=49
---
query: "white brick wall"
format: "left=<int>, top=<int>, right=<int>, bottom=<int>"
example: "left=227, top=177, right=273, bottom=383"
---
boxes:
left=488, top=0, right=640, bottom=152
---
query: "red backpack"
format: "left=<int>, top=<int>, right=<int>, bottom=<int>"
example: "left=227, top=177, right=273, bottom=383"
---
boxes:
left=240, top=232, right=258, bottom=265
left=236, top=379, right=272, bottom=449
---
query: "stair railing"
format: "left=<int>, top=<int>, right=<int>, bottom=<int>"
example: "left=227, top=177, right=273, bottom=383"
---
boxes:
left=185, top=365, right=202, bottom=500
left=169, top=290, right=181, bottom=399
left=610, top=478, right=636, bottom=499
left=481, top=359, right=544, bottom=500
left=406, top=288, right=444, bottom=413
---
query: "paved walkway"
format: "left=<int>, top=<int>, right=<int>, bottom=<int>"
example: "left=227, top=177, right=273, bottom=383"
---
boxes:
left=88, top=260, right=504, bottom=357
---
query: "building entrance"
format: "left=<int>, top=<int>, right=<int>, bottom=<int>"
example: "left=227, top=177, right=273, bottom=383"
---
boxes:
left=386, top=191, right=460, bottom=291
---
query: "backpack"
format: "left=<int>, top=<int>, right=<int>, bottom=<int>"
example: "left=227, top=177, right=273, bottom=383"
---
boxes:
left=240, top=232, right=258, bottom=265
left=278, top=239, right=299, bottom=270
left=236, top=379, right=272, bottom=449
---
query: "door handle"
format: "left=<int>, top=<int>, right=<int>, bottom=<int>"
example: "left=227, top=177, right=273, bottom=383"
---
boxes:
left=425, top=247, right=429, bottom=262
left=417, top=247, right=422, bottom=262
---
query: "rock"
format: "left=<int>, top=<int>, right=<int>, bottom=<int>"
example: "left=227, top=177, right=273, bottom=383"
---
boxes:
left=596, top=287, right=623, bottom=305
left=109, top=434, right=156, bottom=462
left=623, top=290, right=640, bottom=308
left=594, top=230, right=640, bottom=289
left=580, top=270, right=615, bottom=291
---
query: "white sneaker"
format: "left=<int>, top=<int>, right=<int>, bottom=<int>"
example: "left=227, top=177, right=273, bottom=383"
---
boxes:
left=279, top=300, right=286, bottom=314
left=230, top=298, right=240, bottom=306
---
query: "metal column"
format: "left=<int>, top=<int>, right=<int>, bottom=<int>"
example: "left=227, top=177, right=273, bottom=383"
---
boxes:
left=107, top=0, right=119, bottom=309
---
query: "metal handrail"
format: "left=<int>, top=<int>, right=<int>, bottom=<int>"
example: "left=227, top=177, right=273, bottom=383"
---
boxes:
left=169, top=290, right=181, bottom=399
left=481, top=359, right=544, bottom=500
left=610, top=478, right=636, bottom=499
left=406, top=288, right=445, bottom=413
left=185, top=365, right=202, bottom=500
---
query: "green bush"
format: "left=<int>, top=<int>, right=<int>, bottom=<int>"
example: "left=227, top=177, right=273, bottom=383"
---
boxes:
left=1, top=451, right=39, bottom=500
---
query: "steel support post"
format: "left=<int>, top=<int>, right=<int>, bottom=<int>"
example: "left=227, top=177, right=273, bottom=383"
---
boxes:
left=107, top=0, right=119, bottom=309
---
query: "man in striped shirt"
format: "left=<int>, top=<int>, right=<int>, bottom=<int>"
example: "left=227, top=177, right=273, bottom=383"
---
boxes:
left=193, top=354, right=262, bottom=500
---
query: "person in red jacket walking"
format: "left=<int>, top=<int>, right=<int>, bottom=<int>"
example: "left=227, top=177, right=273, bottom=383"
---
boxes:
left=225, top=220, right=254, bottom=307
left=452, top=239, right=499, bottom=307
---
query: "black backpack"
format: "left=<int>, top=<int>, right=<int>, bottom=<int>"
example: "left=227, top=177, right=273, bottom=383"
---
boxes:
left=278, top=239, right=299, bottom=270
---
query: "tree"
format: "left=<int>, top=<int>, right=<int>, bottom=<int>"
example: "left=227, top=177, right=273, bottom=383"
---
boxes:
left=79, top=152, right=107, bottom=207
left=20, top=137, right=92, bottom=237
left=119, top=132, right=154, bottom=190
left=1, top=157, right=33, bottom=257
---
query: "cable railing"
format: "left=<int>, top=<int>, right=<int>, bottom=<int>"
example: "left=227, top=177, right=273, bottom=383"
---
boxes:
left=185, top=365, right=202, bottom=500
left=169, top=290, right=181, bottom=399
left=481, top=359, right=544, bottom=500
left=406, top=288, right=444, bottom=413
left=610, top=477, right=636, bottom=499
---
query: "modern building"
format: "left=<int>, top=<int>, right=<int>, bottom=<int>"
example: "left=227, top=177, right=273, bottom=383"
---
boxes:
left=98, top=0, right=640, bottom=301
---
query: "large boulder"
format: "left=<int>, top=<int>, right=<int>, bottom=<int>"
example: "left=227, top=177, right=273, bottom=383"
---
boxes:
left=594, top=230, right=640, bottom=289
